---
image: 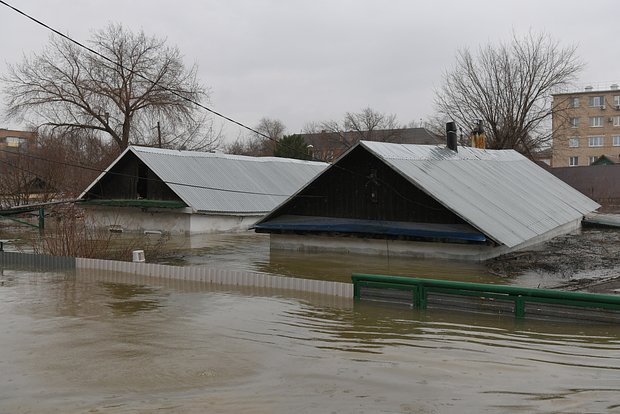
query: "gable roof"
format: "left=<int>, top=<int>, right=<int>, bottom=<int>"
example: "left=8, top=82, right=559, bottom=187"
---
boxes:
left=592, top=154, right=620, bottom=165
left=80, top=146, right=328, bottom=215
left=258, top=141, right=600, bottom=248
left=362, top=141, right=600, bottom=247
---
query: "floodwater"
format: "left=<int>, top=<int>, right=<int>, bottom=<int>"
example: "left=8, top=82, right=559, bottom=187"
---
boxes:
left=2, top=267, right=620, bottom=413
left=156, top=232, right=499, bottom=285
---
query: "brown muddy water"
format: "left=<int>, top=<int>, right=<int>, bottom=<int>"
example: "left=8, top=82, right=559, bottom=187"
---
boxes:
left=154, top=232, right=499, bottom=285
left=3, top=228, right=620, bottom=412
left=2, top=267, right=620, bottom=413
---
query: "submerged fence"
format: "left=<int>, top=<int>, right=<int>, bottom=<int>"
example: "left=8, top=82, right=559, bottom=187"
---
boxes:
left=3, top=252, right=620, bottom=323
left=0, top=251, right=353, bottom=298
left=352, top=273, right=620, bottom=323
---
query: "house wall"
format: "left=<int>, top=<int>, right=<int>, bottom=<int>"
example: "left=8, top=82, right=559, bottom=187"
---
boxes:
left=84, top=205, right=262, bottom=234
left=269, top=219, right=582, bottom=261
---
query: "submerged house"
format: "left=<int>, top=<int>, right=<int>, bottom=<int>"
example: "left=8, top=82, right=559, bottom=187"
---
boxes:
left=254, top=141, right=600, bottom=261
left=79, top=146, right=327, bottom=234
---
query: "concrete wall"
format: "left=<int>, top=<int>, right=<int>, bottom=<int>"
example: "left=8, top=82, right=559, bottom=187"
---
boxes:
left=84, top=205, right=263, bottom=234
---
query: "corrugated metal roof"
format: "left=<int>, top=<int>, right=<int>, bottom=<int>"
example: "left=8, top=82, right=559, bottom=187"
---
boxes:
left=359, top=141, right=600, bottom=248
left=81, top=146, right=327, bottom=215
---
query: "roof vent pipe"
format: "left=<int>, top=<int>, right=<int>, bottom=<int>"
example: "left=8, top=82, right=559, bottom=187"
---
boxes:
left=446, top=121, right=458, bottom=152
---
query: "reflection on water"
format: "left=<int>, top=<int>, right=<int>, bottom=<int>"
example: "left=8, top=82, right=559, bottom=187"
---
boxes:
left=157, top=232, right=497, bottom=284
left=1, top=268, right=620, bottom=413
left=100, top=282, right=164, bottom=315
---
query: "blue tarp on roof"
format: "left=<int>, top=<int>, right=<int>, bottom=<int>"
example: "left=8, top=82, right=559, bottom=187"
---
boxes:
left=254, top=215, right=487, bottom=242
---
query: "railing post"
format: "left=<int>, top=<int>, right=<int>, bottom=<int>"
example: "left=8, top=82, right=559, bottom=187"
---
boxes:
left=38, top=208, right=45, bottom=233
left=515, top=296, right=525, bottom=318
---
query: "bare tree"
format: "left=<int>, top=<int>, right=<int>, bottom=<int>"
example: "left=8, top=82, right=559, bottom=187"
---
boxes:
left=319, top=107, right=402, bottom=148
left=224, top=117, right=285, bottom=156
left=434, top=31, right=583, bottom=155
left=254, top=117, right=286, bottom=155
left=2, top=23, right=219, bottom=151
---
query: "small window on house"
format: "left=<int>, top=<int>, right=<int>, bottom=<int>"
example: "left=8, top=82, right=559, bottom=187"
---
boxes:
left=588, top=136, right=604, bottom=147
left=589, top=96, right=605, bottom=107
left=570, top=117, right=580, bottom=128
left=613, top=116, right=620, bottom=126
left=589, top=116, right=603, bottom=127
left=613, top=136, right=620, bottom=146
left=614, top=96, right=620, bottom=107
left=589, top=156, right=599, bottom=165
left=568, top=137, right=579, bottom=148
left=569, top=156, right=579, bottom=166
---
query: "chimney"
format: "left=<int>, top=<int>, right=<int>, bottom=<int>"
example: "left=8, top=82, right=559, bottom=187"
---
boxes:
left=585, top=85, right=593, bottom=91
left=611, top=84, right=619, bottom=90
left=446, top=121, right=458, bottom=152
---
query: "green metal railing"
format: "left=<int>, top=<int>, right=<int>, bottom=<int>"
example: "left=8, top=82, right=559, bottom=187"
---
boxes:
left=352, top=273, right=620, bottom=321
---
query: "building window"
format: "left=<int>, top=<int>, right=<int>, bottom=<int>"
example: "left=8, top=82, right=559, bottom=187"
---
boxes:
left=589, top=116, right=603, bottom=127
left=613, top=116, right=620, bottom=126
left=588, top=136, right=604, bottom=147
left=613, top=136, right=620, bottom=146
left=589, top=96, right=605, bottom=107
left=5, top=137, right=25, bottom=148
left=569, top=156, right=579, bottom=166
left=569, top=97, right=580, bottom=108
left=568, top=137, right=579, bottom=148
left=589, top=156, right=599, bottom=165
left=570, top=117, right=580, bottom=128
left=614, top=96, right=620, bottom=107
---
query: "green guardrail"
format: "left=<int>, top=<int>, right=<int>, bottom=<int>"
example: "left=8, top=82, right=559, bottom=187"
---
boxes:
left=352, top=273, right=620, bottom=320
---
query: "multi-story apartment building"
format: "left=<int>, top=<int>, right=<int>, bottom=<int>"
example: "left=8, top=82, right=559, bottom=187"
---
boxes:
left=552, top=85, right=620, bottom=167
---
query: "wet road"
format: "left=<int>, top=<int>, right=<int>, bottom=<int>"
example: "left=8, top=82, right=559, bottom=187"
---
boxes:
left=1, top=268, right=620, bottom=413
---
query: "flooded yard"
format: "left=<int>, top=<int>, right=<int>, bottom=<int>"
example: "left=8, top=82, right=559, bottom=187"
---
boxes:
left=152, top=227, right=620, bottom=292
left=1, top=268, right=620, bottom=413
left=2, top=223, right=620, bottom=412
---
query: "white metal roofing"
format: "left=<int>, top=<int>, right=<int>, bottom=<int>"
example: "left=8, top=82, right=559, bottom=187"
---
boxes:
left=81, top=146, right=328, bottom=215
left=359, top=141, right=600, bottom=248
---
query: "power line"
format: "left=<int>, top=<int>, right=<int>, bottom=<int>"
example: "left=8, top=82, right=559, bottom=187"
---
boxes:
left=0, top=1, right=445, bottom=212
left=0, top=148, right=292, bottom=198
left=0, top=0, right=270, bottom=141
left=0, top=0, right=332, bottom=166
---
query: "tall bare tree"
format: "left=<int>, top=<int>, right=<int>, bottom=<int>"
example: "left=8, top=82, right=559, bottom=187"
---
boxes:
left=318, top=107, right=402, bottom=148
left=2, top=23, right=220, bottom=151
left=434, top=31, right=583, bottom=155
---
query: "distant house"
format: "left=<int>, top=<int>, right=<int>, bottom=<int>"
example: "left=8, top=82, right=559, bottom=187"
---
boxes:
left=79, top=146, right=327, bottom=234
left=302, top=127, right=442, bottom=162
left=0, top=128, right=36, bottom=153
left=591, top=154, right=620, bottom=166
left=254, top=141, right=599, bottom=261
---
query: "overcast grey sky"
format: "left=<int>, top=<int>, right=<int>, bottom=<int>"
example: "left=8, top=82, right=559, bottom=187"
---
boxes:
left=1, top=0, right=619, bottom=141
